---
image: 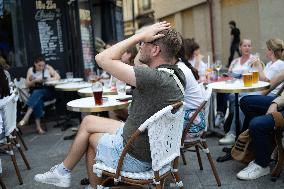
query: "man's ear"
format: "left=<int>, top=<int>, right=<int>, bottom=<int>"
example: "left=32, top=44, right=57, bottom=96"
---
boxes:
left=151, top=46, right=161, bottom=57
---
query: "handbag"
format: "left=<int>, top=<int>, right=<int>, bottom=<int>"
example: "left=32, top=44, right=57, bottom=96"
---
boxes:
left=231, top=129, right=254, bottom=164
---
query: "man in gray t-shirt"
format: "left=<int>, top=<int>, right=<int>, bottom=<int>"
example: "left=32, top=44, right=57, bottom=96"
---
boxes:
left=34, top=22, right=185, bottom=188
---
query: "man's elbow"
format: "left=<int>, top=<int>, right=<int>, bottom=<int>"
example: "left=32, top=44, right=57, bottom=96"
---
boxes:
left=95, top=53, right=104, bottom=66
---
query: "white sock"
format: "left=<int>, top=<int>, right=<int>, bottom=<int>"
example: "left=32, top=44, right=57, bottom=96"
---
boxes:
left=57, top=162, right=71, bottom=176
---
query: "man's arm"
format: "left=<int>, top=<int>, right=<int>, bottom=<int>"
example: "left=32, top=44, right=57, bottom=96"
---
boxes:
left=95, top=22, right=170, bottom=87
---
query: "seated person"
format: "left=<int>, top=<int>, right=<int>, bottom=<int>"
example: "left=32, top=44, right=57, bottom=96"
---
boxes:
left=18, top=55, right=60, bottom=134
left=34, top=22, right=185, bottom=188
left=216, top=39, right=256, bottom=144
left=176, top=39, right=206, bottom=140
left=184, top=38, right=207, bottom=79
left=237, top=88, right=284, bottom=180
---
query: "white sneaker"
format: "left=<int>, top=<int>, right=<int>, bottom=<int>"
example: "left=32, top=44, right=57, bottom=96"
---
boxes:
left=219, top=133, right=236, bottom=145
left=237, top=161, right=270, bottom=180
left=34, top=165, right=71, bottom=188
left=215, top=113, right=224, bottom=127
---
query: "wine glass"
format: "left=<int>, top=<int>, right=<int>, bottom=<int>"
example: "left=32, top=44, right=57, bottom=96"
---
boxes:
left=215, top=60, right=222, bottom=80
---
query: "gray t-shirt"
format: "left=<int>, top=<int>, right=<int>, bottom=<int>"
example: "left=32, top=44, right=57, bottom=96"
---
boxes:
left=122, top=65, right=185, bottom=163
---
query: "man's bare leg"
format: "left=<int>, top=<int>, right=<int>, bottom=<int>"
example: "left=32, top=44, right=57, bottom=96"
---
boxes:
left=86, top=134, right=104, bottom=188
left=63, top=115, right=123, bottom=170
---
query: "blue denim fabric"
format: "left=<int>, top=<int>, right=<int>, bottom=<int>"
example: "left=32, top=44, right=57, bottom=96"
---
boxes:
left=27, top=88, right=54, bottom=118
left=240, top=95, right=283, bottom=167
left=96, top=127, right=152, bottom=172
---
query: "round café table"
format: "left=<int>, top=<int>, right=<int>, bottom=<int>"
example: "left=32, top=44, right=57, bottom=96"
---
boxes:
left=55, top=82, right=92, bottom=92
left=67, top=95, right=132, bottom=113
left=45, top=78, right=83, bottom=86
left=208, top=79, right=270, bottom=162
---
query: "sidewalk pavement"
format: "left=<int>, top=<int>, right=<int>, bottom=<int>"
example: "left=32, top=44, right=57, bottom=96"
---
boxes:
left=1, top=120, right=284, bottom=189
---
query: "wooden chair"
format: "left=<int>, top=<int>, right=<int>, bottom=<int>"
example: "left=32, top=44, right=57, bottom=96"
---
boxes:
left=93, top=102, right=184, bottom=189
left=0, top=93, right=31, bottom=185
left=180, top=87, right=221, bottom=186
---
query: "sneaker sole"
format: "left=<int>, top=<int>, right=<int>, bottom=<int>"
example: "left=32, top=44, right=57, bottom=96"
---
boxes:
left=34, top=177, right=71, bottom=188
left=237, top=171, right=270, bottom=180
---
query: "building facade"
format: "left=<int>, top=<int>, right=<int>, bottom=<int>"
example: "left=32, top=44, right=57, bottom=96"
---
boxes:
left=152, top=0, right=284, bottom=65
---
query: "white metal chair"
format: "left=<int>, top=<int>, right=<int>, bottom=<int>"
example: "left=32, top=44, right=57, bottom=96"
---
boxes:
left=180, top=87, right=221, bottom=186
left=0, top=93, right=31, bottom=185
left=93, top=102, right=184, bottom=189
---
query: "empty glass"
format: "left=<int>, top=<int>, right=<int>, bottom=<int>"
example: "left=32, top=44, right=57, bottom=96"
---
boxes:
left=116, top=80, right=126, bottom=97
left=66, top=72, right=73, bottom=81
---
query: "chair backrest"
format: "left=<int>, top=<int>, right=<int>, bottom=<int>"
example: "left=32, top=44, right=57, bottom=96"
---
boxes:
left=1, top=93, right=18, bottom=137
left=138, top=102, right=184, bottom=171
left=181, top=86, right=212, bottom=144
left=14, top=78, right=29, bottom=103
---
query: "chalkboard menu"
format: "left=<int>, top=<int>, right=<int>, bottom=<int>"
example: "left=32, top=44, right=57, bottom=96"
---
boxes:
left=34, top=0, right=64, bottom=61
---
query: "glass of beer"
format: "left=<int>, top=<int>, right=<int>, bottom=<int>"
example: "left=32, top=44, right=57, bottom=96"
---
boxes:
left=243, top=73, right=253, bottom=87
left=252, top=70, right=259, bottom=84
left=92, top=81, right=103, bottom=105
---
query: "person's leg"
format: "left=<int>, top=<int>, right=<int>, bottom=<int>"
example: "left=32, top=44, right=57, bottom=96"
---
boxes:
left=236, top=112, right=279, bottom=180
left=249, top=114, right=275, bottom=167
left=240, top=95, right=275, bottom=131
left=63, top=116, right=123, bottom=170
left=228, top=44, right=235, bottom=67
left=34, top=115, right=123, bottom=187
left=19, top=89, right=45, bottom=125
left=35, top=118, right=45, bottom=134
left=86, top=134, right=104, bottom=188
left=236, top=43, right=241, bottom=57
left=215, top=93, right=228, bottom=127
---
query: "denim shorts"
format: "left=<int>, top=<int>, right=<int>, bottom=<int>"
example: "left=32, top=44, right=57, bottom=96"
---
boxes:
left=96, top=127, right=152, bottom=172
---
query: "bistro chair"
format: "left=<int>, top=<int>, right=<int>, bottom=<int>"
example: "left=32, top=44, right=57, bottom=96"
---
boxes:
left=180, top=87, right=221, bottom=186
left=0, top=93, right=31, bottom=185
left=93, top=102, right=184, bottom=189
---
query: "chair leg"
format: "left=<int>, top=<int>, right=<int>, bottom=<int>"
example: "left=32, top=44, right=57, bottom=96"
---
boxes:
left=202, top=141, right=221, bottom=186
left=6, top=136, right=23, bottom=185
left=0, top=177, right=7, bottom=189
left=15, top=129, right=28, bottom=151
left=12, top=132, right=31, bottom=170
left=195, top=145, right=203, bottom=170
left=171, top=158, right=184, bottom=189
left=180, top=149, right=187, bottom=165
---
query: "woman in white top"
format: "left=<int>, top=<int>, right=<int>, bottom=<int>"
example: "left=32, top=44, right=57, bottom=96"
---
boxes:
left=216, top=39, right=260, bottom=144
left=184, top=38, right=207, bottom=79
left=176, top=42, right=206, bottom=140
left=18, top=55, right=60, bottom=134
left=253, top=38, right=284, bottom=96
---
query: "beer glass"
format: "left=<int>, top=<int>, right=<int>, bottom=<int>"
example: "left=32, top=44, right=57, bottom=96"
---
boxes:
left=252, top=70, right=259, bottom=84
left=243, top=73, right=253, bottom=87
left=92, top=81, right=103, bottom=105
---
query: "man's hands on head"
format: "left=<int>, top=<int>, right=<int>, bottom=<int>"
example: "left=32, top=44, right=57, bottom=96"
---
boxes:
left=138, top=21, right=171, bottom=43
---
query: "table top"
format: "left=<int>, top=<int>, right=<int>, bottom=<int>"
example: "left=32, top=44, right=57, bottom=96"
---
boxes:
left=77, top=85, right=132, bottom=97
left=78, top=86, right=117, bottom=96
left=55, top=82, right=92, bottom=92
left=67, top=95, right=132, bottom=112
left=208, top=80, right=270, bottom=93
left=45, top=78, right=83, bottom=86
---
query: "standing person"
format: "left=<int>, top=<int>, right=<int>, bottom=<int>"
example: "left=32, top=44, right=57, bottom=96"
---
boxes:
left=17, top=55, right=60, bottom=134
left=184, top=38, right=207, bottom=79
left=227, top=20, right=241, bottom=68
left=34, top=22, right=185, bottom=188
